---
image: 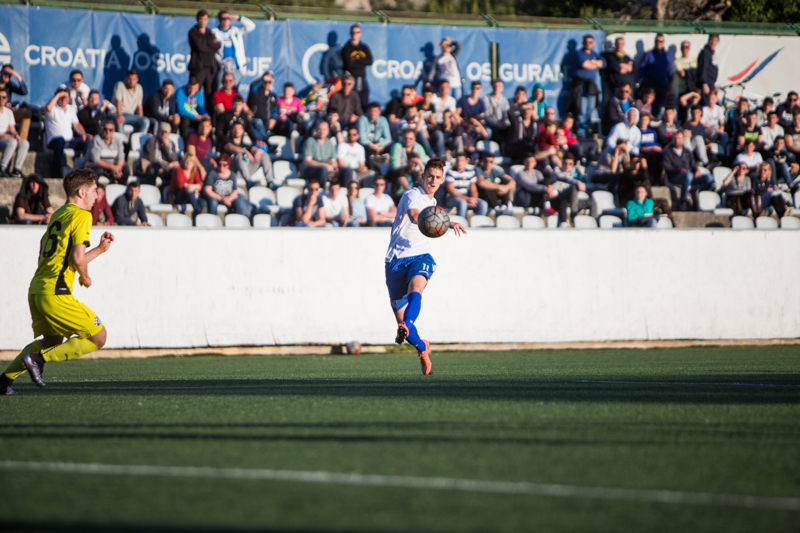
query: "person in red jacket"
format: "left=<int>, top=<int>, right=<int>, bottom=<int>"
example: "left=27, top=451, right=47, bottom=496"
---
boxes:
left=90, top=183, right=114, bottom=226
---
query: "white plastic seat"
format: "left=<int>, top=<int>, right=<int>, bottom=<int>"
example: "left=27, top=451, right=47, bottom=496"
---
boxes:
left=731, top=216, right=754, bottom=229
left=267, top=135, right=293, bottom=160
left=105, top=184, right=127, bottom=207
left=469, top=215, right=494, bottom=228
left=713, top=166, right=731, bottom=191
left=276, top=186, right=300, bottom=208
left=495, top=215, right=520, bottom=228
left=546, top=214, right=559, bottom=228
left=127, top=133, right=149, bottom=166
left=780, top=216, right=800, bottom=229
left=591, top=190, right=625, bottom=218
left=285, top=178, right=307, bottom=191
left=599, top=215, right=623, bottom=228
left=448, top=215, right=468, bottom=228
left=794, top=191, right=800, bottom=209
left=656, top=216, right=674, bottom=228
left=755, top=216, right=778, bottom=229
left=123, top=124, right=134, bottom=134
left=475, top=140, right=509, bottom=165
left=166, top=213, right=192, bottom=227
left=249, top=186, right=277, bottom=214
left=359, top=187, right=374, bottom=200
left=697, top=190, right=734, bottom=216
left=509, top=164, right=524, bottom=179
left=145, top=213, right=163, bottom=227
left=195, top=213, right=222, bottom=228
left=521, top=215, right=545, bottom=229
left=272, top=160, right=297, bottom=186
left=253, top=213, right=273, bottom=227
left=573, top=215, right=598, bottom=228
left=169, top=134, right=184, bottom=157
left=139, top=184, right=172, bottom=213
left=225, top=213, right=251, bottom=228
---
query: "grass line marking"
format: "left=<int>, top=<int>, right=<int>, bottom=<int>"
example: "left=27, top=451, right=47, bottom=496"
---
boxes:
left=1, top=460, right=798, bottom=511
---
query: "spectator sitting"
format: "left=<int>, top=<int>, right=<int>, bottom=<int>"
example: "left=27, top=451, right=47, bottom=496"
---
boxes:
left=187, top=117, right=217, bottom=172
left=776, top=92, right=798, bottom=128
left=784, top=110, right=800, bottom=162
left=357, top=102, right=392, bottom=159
left=546, top=155, right=594, bottom=226
left=725, top=97, right=750, bottom=139
left=457, top=81, right=487, bottom=127
left=290, top=177, right=326, bottom=227
left=328, top=72, right=363, bottom=124
left=203, top=153, right=251, bottom=217
left=757, top=97, right=774, bottom=128
left=91, top=183, right=114, bottom=225
left=385, top=84, right=419, bottom=130
left=663, top=130, right=714, bottom=211
left=144, top=79, right=180, bottom=135
left=11, top=174, right=52, bottom=224
left=760, top=111, right=784, bottom=152
left=638, top=33, right=673, bottom=117
left=176, top=77, right=210, bottom=139
left=604, top=36, right=636, bottom=94
left=683, top=105, right=710, bottom=166
left=572, top=34, right=606, bottom=139
left=324, top=111, right=345, bottom=145
left=444, top=152, right=488, bottom=218
left=346, top=180, right=368, bottom=226
left=337, top=125, right=375, bottom=185
left=213, top=72, right=242, bottom=117
left=85, top=120, right=129, bottom=184
left=112, top=181, right=148, bottom=226
left=78, top=90, right=112, bottom=137
left=635, top=88, right=655, bottom=116
left=169, top=154, right=207, bottom=215
left=113, top=69, right=148, bottom=133
left=722, top=162, right=755, bottom=215
left=734, top=139, right=763, bottom=179
left=301, top=120, right=339, bottom=189
left=398, top=105, right=434, bottom=158
left=766, top=136, right=793, bottom=188
left=476, top=153, right=515, bottom=212
left=626, top=184, right=657, bottom=227
left=0, top=64, right=31, bottom=140
left=700, top=91, right=728, bottom=155
left=389, top=129, right=429, bottom=196
left=679, top=90, right=702, bottom=122
left=606, top=107, right=642, bottom=157
left=44, top=85, right=88, bottom=178
left=66, top=69, right=90, bottom=110
left=0, top=88, right=29, bottom=177
left=430, top=80, right=459, bottom=128
left=513, top=152, right=548, bottom=210
left=617, top=154, right=651, bottom=207
left=559, top=113, right=598, bottom=164
left=483, top=78, right=510, bottom=142
left=535, top=120, right=562, bottom=168
left=602, top=83, right=633, bottom=135
left=274, top=82, right=305, bottom=137
left=247, top=71, right=277, bottom=143
left=323, top=179, right=350, bottom=227
left=224, top=121, right=275, bottom=188
left=507, top=102, right=538, bottom=163
left=218, top=95, right=262, bottom=147
left=430, top=109, right=458, bottom=160
left=753, top=162, right=790, bottom=218
left=638, top=114, right=663, bottom=184
left=365, top=175, right=396, bottom=226
left=554, top=153, right=595, bottom=218
left=591, top=139, right=627, bottom=194
left=138, top=122, right=180, bottom=185
left=508, top=85, right=530, bottom=120
left=656, top=107, right=681, bottom=147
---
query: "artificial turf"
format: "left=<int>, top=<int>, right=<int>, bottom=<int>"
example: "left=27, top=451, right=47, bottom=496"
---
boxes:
left=0, top=346, right=799, bottom=532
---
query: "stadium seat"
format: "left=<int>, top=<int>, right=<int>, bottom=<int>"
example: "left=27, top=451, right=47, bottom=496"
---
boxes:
left=276, top=186, right=300, bottom=208
left=112, top=132, right=128, bottom=147
left=469, top=215, right=494, bottom=228
left=139, top=184, right=172, bottom=214
left=225, top=213, right=251, bottom=228
left=249, top=186, right=278, bottom=214
left=123, top=124, right=134, bottom=134
left=655, top=216, right=674, bottom=229
left=359, top=187, right=374, bottom=199
left=243, top=168, right=266, bottom=188
left=195, top=213, right=222, bottom=228
left=267, top=135, right=293, bottom=160
left=475, top=140, right=509, bottom=165
left=96, top=175, right=110, bottom=187
left=599, top=215, right=623, bottom=228
left=166, top=213, right=192, bottom=227
left=449, top=215, right=468, bottom=228
left=286, top=178, right=307, bottom=191
left=755, top=216, right=778, bottom=229
left=794, top=191, right=800, bottom=210
left=273, top=160, right=297, bottom=187
left=146, top=213, right=163, bottom=227
left=169, top=134, right=185, bottom=157
left=545, top=214, right=560, bottom=228
left=573, top=215, right=598, bottom=228
left=509, top=164, right=524, bottom=179
left=127, top=132, right=149, bottom=167
left=712, top=166, right=731, bottom=191
left=697, top=191, right=734, bottom=216
left=521, top=215, right=544, bottom=229
left=591, top=190, right=626, bottom=219
left=105, top=184, right=127, bottom=207
left=253, top=213, right=273, bottom=227
left=780, top=216, right=800, bottom=229
left=730, top=216, right=754, bottom=229
left=495, top=215, right=520, bottom=228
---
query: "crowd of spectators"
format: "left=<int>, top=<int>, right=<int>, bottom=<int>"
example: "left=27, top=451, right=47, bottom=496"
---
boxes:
left=2, top=18, right=800, bottom=227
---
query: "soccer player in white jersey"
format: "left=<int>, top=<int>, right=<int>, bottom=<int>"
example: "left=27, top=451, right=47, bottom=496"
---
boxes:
left=384, top=158, right=466, bottom=375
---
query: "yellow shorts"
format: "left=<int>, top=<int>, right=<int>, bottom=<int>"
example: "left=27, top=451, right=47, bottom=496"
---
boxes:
left=28, top=293, right=103, bottom=339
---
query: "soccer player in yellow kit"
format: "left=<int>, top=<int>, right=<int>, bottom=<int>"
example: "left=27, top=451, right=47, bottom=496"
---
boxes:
left=0, top=169, right=114, bottom=395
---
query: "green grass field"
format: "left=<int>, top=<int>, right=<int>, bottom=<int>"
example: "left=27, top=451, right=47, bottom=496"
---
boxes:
left=1, top=346, right=799, bottom=532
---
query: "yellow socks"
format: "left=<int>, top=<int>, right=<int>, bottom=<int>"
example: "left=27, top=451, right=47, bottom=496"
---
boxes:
left=41, top=338, right=98, bottom=363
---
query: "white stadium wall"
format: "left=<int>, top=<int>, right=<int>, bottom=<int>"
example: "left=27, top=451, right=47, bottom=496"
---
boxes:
left=0, top=227, right=799, bottom=350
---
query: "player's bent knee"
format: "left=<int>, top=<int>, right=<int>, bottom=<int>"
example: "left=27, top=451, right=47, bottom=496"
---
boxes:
left=90, top=327, right=108, bottom=350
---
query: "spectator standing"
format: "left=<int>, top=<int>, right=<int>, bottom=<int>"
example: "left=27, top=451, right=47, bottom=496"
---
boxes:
left=604, top=37, right=636, bottom=94
left=507, top=102, right=538, bottom=163
left=224, top=122, right=275, bottom=188
left=663, top=130, right=714, bottom=210
left=721, top=162, right=755, bottom=215
left=656, top=107, right=680, bottom=147
left=626, top=184, right=657, bottom=227
left=44, top=86, right=87, bottom=178
left=187, top=117, right=216, bottom=172
left=176, top=77, right=210, bottom=139
left=638, top=34, right=673, bottom=118
left=144, top=79, right=180, bottom=135
left=291, top=178, right=327, bottom=227
left=112, top=181, right=148, bottom=226
left=365, top=175, right=397, bottom=226
left=701, top=92, right=728, bottom=154
left=188, top=10, right=221, bottom=106
left=91, top=183, right=114, bottom=226
left=572, top=34, right=606, bottom=139
left=247, top=71, right=277, bottom=143
left=211, top=10, right=256, bottom=89
left=78, top=90, right=112, bottom=137
left=11, top=174, right=52, bottom=224
left=0, top=88, right=29, bottom=177
left=328, top=73, right=363, bottom=124
left=443, top=152, right=488, bottom=218
left=341, top=24, right=374, bottom=109
left=301, top=121, right=338, bottom=189
left=346, top=180, right=368, bottom=226
left=483, top=79, right=510, bottom=142
left=67, top=70, right=90, bottom=110
left=673, top=41, right=697, bottom=99
left=337, top=125, right=374, bottom=185
left=0, top=64, right=31, bottom=141
left=601, top=83, right=633, bottom=136
left=776, top=92, right=799, bottom=128
left=696, top=34, right=720, bottom=104
left=86, top=120, right=129, bottom=184
left=427, top=38, right=463, bottom=100
left=114, top=69, right=148, bottom=134
left=357, top=103, right=392, bottom=159
left=203, top=154, right=250, bottom=217
left=323, top=179, right=350, bottom=227
left=139, top=123, right=180, bottom=185
left=169, top=154, right=206, bottom=215
left=476, top=153, right=515, bottom=211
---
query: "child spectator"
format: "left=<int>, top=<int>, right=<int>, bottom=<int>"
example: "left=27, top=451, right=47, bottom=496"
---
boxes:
left=91, top=183, right=114, bottom=226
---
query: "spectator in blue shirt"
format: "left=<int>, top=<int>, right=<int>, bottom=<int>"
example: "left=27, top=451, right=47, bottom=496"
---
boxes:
left=176, top=77, right=210, bottom=138
left=638, top=33, right=674, bottom=119
left=356, top=103, right=392, bottom=158
left=572, top=34, right=606, bottom=139
left=626, top=184, right=657, bottom=227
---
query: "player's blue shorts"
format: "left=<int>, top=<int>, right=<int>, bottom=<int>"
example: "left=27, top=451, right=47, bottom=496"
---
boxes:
left=385, top=254, right=437, bottom=311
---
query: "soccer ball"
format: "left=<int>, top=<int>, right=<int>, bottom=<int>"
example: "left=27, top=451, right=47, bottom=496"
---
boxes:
left=417, top=206, right=450, bottom=238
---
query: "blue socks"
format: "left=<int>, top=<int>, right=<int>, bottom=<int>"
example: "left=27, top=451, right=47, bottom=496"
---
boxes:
left=403, top=292, right=426, bottom=352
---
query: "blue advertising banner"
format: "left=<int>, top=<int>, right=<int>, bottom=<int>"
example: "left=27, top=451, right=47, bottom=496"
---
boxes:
left=0, top=5, right=602, bottom=117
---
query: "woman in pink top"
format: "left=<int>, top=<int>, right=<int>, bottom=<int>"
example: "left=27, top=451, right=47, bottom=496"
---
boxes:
left=275, top=82, right=305, bottom=136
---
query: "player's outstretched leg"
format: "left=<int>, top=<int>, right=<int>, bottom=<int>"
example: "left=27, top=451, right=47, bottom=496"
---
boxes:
left=24, top=337, right=101, bottom=388
left=400, top=291, right=432, bottom=375
left=1, top=339, right=46, bottom=395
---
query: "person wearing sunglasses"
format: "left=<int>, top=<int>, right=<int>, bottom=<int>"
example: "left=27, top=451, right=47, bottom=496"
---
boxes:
left=0, top=88, right=29, bottom=178
left=0, top=64, right=32, bottom=141
left=673, top=41, right=696, bottom=100
left=65, top=69, right=90, bottom=110
left=601, top=82, right=634, bottom=137
left=85, top=119, right=129, bottom=184
left=776, top=92, right=799, bottom=129
left=638, top=33, right=673, bottom=119
left=211, top=9, right=256, bottom=91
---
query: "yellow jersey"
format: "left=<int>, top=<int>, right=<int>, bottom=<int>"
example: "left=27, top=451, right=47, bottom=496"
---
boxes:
left=29, top=203, right=92, bottom=296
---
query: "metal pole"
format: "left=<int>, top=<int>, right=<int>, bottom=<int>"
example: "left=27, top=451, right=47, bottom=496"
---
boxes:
left=489, top=42, right=498, bottom=82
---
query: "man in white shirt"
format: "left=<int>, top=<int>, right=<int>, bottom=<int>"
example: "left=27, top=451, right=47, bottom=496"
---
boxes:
left=113, top=69, right=148, bottom=133
left=0, top=88, right=29, bottom=177
left=337, top=125, right=375, bottom=185
left=760, top=111, right=784, bottom=151
left=384, top=158, right=466, bottom=375
left=365, top=175, right=397, bottom=226
left=45, top=85, right=88, bottom=178
left=430, top=80, right=459, bottom=125
left=700, top=91, right=728, bottom=154
left=212, top=10, right=256, bottom=90
left=322, top=179, right=350, bottom=227
left=66, top=69, right=91, bottom=110
left=605, top=108, right=642, bottom=156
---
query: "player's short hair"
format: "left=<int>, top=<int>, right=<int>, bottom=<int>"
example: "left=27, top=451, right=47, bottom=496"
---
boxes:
left=424, top=158, right=445, bottom=175
left=63, top=168, right=97, bottom=198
